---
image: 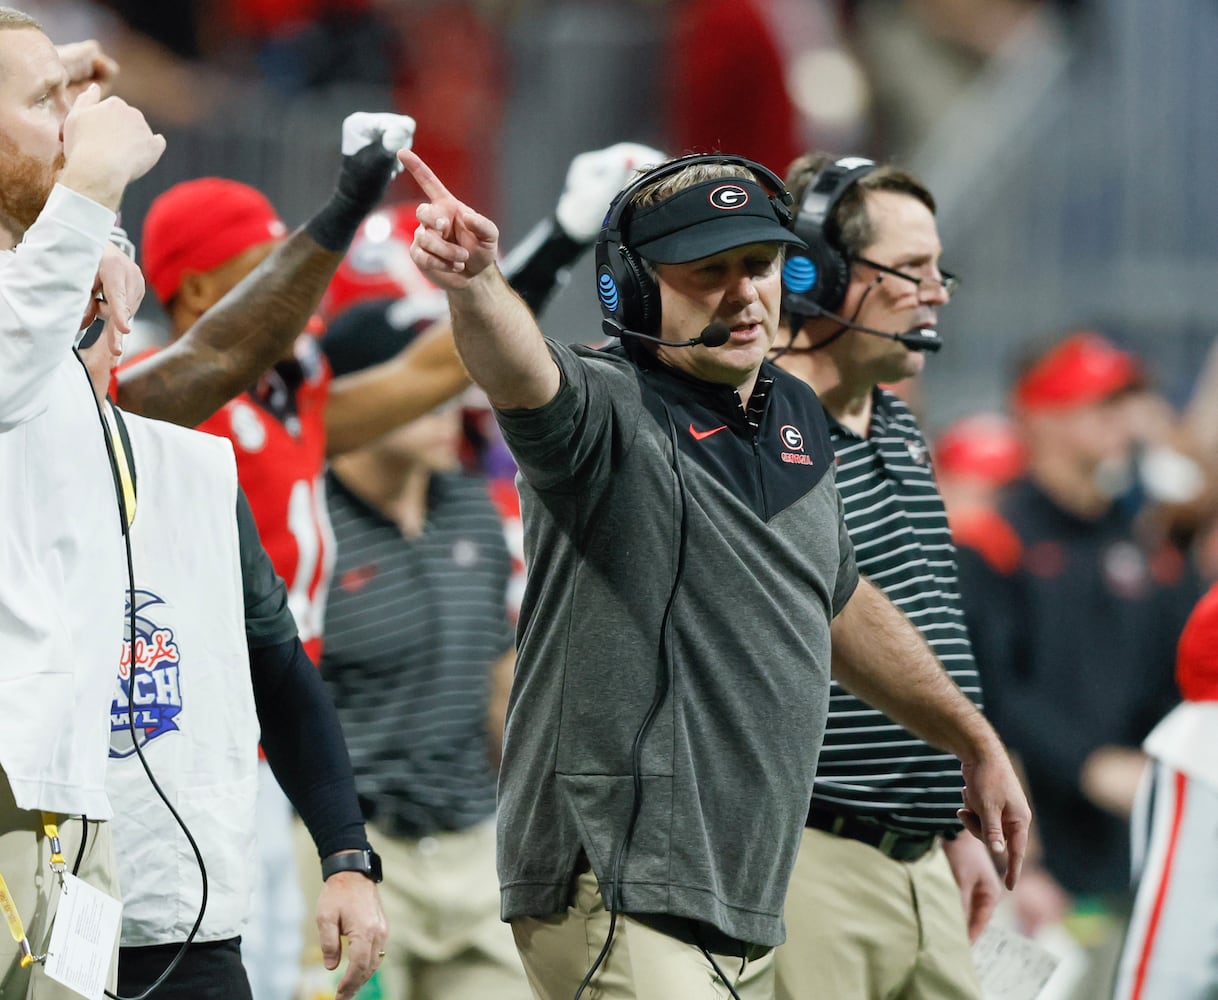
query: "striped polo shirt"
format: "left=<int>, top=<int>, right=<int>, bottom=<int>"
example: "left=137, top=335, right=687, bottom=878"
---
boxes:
left=319, top=469, right=514, bottom=838
left=813, top=387, right=984, bottom=834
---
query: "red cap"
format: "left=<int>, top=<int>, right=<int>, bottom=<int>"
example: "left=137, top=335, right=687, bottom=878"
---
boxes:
left=1176, top=584, right=1218, bottom=702
left=142, top=178, right=288, bottom=304
left=934, top=412, right=1025, bottom=485
left=1012, top=331, right=1143, bottom=412
left=319, top=202, right=433, bottom=320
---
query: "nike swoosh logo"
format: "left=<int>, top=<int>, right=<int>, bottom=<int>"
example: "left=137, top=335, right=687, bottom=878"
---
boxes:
left=689, top=423, right=728, bottom=441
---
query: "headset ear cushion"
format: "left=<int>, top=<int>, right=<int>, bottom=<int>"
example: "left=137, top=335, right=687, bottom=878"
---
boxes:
left=618, top=246, right=659, bottom=335
left=782, top=238, right=851, bottom=317
left=813, top=245, right=850, bottom=313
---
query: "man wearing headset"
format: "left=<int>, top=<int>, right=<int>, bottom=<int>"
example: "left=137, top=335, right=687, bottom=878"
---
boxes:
left=398, top=147, right=1030, bottom=999
left=769, top=153, right=997, bottom=1000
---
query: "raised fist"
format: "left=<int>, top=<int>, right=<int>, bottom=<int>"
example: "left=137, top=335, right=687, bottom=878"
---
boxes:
left=554, top=141, right=667, bottom=243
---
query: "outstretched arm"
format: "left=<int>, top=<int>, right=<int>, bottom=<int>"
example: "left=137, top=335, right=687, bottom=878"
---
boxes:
left=323, top=142, right=664, bottom=452
left=324, top=315, right=468, bottom=456
left=401, top=150, right=560, bottom=411
left=115, top=232, right=349, bottom=425
left=830, top=576, right=1030, bottom=888
left=116, top=116, right=412, bottom=426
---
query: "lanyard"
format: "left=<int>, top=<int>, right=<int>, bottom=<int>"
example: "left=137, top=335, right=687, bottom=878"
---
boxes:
left=103, top=402, right=137, bottom=527
left=0, top=813, right=67, bottom=968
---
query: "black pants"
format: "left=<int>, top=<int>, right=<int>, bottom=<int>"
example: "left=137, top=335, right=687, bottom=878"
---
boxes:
left=119, top=937, right=253, bottom=1000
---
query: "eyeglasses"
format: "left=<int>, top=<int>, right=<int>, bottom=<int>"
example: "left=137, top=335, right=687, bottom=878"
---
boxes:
left=852, top=256, right=960, bottom=297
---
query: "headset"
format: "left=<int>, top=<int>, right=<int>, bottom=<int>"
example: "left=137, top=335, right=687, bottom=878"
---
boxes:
left=780, top=156, right=876, bottom=318
left=595, top=152, right=795, bottom=341
left=776, top=156, right=944, bottom=354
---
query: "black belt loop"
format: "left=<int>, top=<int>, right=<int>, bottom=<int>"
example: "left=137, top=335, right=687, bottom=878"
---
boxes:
left=806, top=807, right=938, bottom=863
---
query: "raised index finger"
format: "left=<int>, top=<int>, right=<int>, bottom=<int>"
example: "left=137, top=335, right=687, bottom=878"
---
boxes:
left=398, top=149, right=453, bottom=204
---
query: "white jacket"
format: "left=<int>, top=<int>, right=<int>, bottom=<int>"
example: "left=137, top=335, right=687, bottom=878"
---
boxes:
left=105, top=411, right=258, bottom=945
left=0, top=185, right=126, bottom=818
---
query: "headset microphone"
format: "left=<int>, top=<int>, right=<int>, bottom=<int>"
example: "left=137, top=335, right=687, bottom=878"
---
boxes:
left=894, top=328, right=942, bottom=352
left=610, top=320, right=732, bottom=349
left=794, top=302, right=942, bottom=353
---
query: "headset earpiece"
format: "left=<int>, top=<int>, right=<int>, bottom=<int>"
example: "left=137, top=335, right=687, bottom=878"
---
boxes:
left=595, top=152, right=794, bottom=338
left=781, top=157, right=876, bottom=319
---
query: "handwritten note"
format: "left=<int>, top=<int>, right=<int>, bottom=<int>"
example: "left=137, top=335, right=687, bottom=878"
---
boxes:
left=972, top=923, right=1061, bottom=1000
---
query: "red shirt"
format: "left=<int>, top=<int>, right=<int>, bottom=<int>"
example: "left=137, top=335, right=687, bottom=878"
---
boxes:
left=118, top=336, right=334, bottom=663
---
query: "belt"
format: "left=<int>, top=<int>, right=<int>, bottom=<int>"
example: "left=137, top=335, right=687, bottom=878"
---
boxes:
left=630, top=912, right=772, bottom=962
left=806, top=807, right=938, bottom=863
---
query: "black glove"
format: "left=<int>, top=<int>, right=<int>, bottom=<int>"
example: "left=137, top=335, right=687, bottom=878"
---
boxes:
left=307, top=133, right=399, bottom=252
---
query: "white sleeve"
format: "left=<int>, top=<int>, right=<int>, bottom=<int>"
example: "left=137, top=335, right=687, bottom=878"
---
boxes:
left=0, top=184, right=115, bottom=427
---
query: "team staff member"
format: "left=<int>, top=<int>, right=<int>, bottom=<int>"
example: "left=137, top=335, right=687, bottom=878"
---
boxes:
left=0, top=8, right=164, bottom=996
left=400, top=147, right=1030, bottom=999
left=770, top=153, right=995, bottom=999
left=74, top=324, right=386, bottom=1000
left=958, top=331, right=1198, bottom=998
left=317, top=304, right=531, bottom=998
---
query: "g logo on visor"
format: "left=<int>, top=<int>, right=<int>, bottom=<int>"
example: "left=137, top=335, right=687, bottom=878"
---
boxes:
left=709, top=184, right=750, bottom=210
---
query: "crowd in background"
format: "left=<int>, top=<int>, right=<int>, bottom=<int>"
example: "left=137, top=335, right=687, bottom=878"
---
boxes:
left=6, top=2, right=1217, bottom=999
left=19, top=0, right=1212, bottom=423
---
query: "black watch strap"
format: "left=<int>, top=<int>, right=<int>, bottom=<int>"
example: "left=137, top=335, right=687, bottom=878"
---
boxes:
left=321, top=848, right=383, bottom=883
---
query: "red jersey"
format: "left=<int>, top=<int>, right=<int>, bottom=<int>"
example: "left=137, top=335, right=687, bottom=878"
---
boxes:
left=119, top=335, right=335, bottom=663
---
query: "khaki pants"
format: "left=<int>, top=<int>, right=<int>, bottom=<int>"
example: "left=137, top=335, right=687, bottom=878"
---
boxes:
left=512, top=867, right=775, bottom=1000
left=0, top=771, right=120, bottom=1000
left=775, top=827, right=981, bottom=1000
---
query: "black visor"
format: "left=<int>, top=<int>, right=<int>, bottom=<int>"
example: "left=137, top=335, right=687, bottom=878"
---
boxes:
left=626, top=178, right=806, bottom=264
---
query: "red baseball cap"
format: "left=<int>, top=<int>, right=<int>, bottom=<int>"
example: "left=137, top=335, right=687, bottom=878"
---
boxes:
left=1012, top=331, right=1143, bottom=412
left=142, top=178, right=289, bottom=304
left=319, top=201, right=433, bottom=320
left=1176, top=584, right=1218, bottom=702
left=934, top=412, right=1025, bottom=485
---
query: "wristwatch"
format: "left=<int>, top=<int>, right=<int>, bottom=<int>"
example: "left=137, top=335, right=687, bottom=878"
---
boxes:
left=321, top=848, right=383, bottom=883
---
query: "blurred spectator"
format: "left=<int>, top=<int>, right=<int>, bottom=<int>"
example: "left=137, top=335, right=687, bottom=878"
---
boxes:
left=1117, top=384, right=1218, bottom=567
left=957, top=329, right=1200, bottom=999
left=28, top=0, right=234, bottom=124
left=934, top=410, right=1025, bottom=572
left=380, top=2, right=506, bottom=215
left=220, top=0, right=395, bottom=92
left=666, top=0, right=866, bottom=169
left=316, top=303, right=530, bottom=999
left=847, top=0, right=1059, bottom=157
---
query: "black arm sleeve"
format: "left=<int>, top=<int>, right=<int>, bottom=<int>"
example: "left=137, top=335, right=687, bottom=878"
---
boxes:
left=305, top=138, right=398, bottom=252
left=501, top=216, right=589, bottom=315
left=236, top=487, right=299, bottom=648
left=250, top=637, right=368, bottom=859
